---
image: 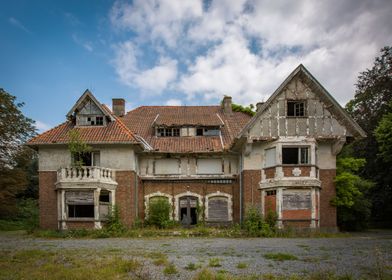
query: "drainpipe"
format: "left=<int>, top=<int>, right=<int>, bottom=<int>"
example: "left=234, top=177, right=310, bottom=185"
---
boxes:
left=134, top=154, right=139, bottom=219
left=239, top=153, right=243, bottom=224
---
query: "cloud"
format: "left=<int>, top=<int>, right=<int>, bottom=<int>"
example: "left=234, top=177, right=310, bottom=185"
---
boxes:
left=165, top=99, right=182, bottom=106
left=112, top=41, right=178, bottom=93
left=72, top=34, right=93, bottom=52
left=9, top=17, right=32, bottom=34
left=35, top=120, right=51, bottom=133
left=109, top=0, right=392, bottom=105
left=64, top=12, right=81, bottom=26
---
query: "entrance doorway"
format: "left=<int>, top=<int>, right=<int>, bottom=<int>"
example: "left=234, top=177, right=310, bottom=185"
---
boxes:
left=179, top=196, right=198, bottom=226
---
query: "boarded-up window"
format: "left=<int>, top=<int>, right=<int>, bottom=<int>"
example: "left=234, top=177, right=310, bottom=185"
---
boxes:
left=265, top=147, right=276, bottom=167
left=208, top=196, right=229, bottom=221
left=197, top=158, right=222, bottom=174
left=66, top=191, right=94, bottom=218
left=66, top=191, right=93, bottom=204
left=282, top=190, right=311, bottom=210
left=155, top=159, right=180, bottom=175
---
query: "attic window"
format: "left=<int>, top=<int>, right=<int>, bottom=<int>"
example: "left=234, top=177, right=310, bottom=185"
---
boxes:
left=287, top=100, right=306, bottom=117
left=156, top=127, right=180, bottom=137
left=79, top=116, right=104, bottom=126
left=196, top=127, right=220, bottom=136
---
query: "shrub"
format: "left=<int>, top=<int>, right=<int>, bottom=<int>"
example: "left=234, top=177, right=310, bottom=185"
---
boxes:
left=163, top=263, right=178, bottom=275
left=243, top=206, right=274, bottom=237
left=146, top=198, right=172, bottom=229
left=105, top=205, right=125, bottom=235
left=209, top=258, right=221, bottom=267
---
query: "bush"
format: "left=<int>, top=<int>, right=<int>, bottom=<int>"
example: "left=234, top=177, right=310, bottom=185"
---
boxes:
left=105, top=205, right=125, bottom=235
left=243, top=206, right=274, bottom=237
left=146, top=198, right=172, bottom=229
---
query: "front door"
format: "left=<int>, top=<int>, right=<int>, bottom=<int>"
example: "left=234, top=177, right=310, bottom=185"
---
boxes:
left=179, top=196, right=198, bottom=226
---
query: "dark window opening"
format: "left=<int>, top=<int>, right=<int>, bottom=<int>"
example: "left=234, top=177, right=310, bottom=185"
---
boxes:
left=68, top=205, right=94, bottom=218
left=282, top=147, right=309, bottom=164
left=196, top=128, right=203, bottom=136
left=196, top=127, right=220, bottom=136
left=287, top=101, right=306, bottom=117
left=96, top=116, right=103, bottom=125
left=173, top=128, right=180, bottom=136
left=99, top=192, right=110, bottom=203
left=156, top=127, right=180, bottom=137
left=73, top=151, right=100, bottom=166
left=266, top=190, right=276, bottom=196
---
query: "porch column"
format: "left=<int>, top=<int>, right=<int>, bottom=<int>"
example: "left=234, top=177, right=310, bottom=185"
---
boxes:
left=94, top=188, right=102, bottom=229
left=60, top=190, right=67, bottom=230
left=261, top=190, right=265, bottom=217
left=310, top=188, right=316, bottom=228
left=276, top=188, right=283, bottom=229
left=317, top=189, right=321, bottom=227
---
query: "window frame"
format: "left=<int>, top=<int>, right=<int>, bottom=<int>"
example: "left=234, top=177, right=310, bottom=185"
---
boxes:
left=282, top=146, right=310, bottom=165
left=287, top=100, right=307, bottom=117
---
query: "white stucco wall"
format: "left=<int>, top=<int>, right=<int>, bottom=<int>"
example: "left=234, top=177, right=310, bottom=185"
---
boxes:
left=99, top=146, right=136, bottom=171
left=38, top=146, right=72, bottom=171
left=317, top=142, right=336, bottom=169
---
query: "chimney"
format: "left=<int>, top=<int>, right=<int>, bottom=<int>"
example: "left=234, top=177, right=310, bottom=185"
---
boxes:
left=112, top=98, right=125, bottom=117
left=222, top=96, right=232, bottom=115
left=256, top=102, right=264, bottom=112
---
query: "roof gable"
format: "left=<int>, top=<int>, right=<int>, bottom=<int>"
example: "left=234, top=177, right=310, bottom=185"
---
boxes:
left=66, top=89, right=114, bottom=121
left=238, top=64, right=366, bottom=139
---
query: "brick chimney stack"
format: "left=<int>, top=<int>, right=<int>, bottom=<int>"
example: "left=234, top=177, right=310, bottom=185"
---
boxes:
left=112, top=98, right=125, bottom=117
left=222, top=96, right=232, bottom=115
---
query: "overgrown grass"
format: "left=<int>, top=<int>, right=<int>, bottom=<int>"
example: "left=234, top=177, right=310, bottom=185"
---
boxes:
left=264, top=253, right=299, bottom=261
left=163, top=263, right=178, bottom=275
left=237, top=262, right=248, bottom=269
left=209, top=258, right=222, bottom=267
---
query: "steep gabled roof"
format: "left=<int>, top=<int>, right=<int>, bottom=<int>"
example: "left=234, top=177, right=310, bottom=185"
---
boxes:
left=121, top=106, right=251, bottom=153
left=237, top=64, right=366, bottom=139
left=66, top=89, right=114, bottom=121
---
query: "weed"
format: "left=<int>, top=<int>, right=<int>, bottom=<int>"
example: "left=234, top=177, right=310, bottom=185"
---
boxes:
left=163, top=263, right=178, bottom=275
left=264, top=253, right=298, bottom=261
left=237, top=262, right=248, bottom=269
left=185, top=262, right=201, bottom=271
left=209, top=257, right=222, bottom=267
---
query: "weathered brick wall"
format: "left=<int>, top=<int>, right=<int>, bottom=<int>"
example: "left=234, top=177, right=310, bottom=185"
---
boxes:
left=66, top=221, right=95, bottom=229
left=282, top=209, right=311, bottom=220
left=282, top=166, right=311, bottom=177
left=115, top=171, right=137, bottom=227
left=39, top=171, right=58, bottom=229
left=264, top=195, right=276, bottom=214
left=140, top=180, right=240, bottom=222
left=319, top=169, right=337, bottom=228
left=242, top=170, right=262, bottom=213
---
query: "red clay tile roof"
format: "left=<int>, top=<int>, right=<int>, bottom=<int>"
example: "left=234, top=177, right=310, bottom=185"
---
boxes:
left=121, top=106, right=251, bottom=153
left=27, top=118, right=139, bottom=145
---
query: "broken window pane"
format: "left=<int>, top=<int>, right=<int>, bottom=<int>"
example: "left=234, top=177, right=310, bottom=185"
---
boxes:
left=287, top=101, right=306, bottom=117
left=282, top=147, right=309, bottom=164
left=68, top=205, right=94, bottom=218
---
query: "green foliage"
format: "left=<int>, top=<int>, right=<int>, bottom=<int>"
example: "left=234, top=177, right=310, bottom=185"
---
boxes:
left=264, top=252, right=298, bottom=261
left=375, top=104, right=392, bottom=163
left=333, top=157, right=374, bottom=230
left=265, top=209, right=278, bottom=229
left=231, top=103, right=255, bottom=116
left=209, top=257, right=222, bottom=267
left=344, top=46, right=392, bottom=227
left=146, top=198, right=172, bottom=229
left=68, top=130, right=92, bottom=167
left=163, top=263, right=178, bottom=275
left=104, top=205, right=125, bottom=235
left=243, top=206, right=274, bottom=237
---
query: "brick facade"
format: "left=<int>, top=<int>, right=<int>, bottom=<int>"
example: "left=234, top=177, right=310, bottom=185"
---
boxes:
left=140, top=179, right=240, bottom=222
left=242, top=170, right=262, bottom=212
left=115, top=171, right=137, bottom=227
left=319, top=169, right=337, bottom=228
left=39, top=171, right=58, bottom=229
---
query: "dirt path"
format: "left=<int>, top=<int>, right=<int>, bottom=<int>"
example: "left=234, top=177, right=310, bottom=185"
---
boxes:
left=1, top=230, right=391, bottom=279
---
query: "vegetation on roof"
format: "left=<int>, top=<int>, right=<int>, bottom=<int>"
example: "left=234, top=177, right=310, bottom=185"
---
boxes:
left=231, top=103, right=255, bottom=116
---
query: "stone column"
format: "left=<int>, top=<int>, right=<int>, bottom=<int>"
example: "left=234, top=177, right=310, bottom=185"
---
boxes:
left=261, top=190, right=265, bottom=217
left=276, top=188, right=283, bottom=229
left=60, top=190, right=67, bottom=230
left=94, top=188, right=101, bottom=229
left=310, top=188, right=316, bottom=228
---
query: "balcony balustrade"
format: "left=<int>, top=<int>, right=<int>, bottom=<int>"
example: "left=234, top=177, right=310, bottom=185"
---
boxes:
left=57, top=166, right=116, bottom=184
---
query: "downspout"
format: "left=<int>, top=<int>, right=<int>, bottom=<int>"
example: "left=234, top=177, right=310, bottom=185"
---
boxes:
left=239, top=153, right=243, bottom=224
left=134, top=154, right=139, bottom=220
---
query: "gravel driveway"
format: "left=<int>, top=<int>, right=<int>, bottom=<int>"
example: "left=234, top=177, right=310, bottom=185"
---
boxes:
left=1, top=230, right=391, bottom=279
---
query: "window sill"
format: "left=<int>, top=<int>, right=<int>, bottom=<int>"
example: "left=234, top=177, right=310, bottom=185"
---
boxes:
left=65, top=218, right=95, bottom=222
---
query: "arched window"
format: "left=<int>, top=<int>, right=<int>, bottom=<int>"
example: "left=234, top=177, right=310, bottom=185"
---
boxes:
left=144, top=192, right=173, bottom=220
left=205, top=192, right=232, bottom=222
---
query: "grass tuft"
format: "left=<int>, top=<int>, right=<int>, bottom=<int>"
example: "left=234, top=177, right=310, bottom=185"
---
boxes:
left=264, top=253, right=298, bottom=261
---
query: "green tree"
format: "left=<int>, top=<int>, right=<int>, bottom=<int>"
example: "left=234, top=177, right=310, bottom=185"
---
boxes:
left=375, top=103, right=392, bottom=163
left=68, top=130, right=92, bottom=167
left=345, top=46, right=392, bottom=227
left=0, top=89, right=36, bottom=218
left=333, top=157, right=373, bottom=230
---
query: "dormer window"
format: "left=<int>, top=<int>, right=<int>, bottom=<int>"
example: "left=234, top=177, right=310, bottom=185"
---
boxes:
left=196, top=127, right=220, bottom=136
left=156, top=127, right=180, bottom=137
left=85, top=116, right=104, bottom=126
left=287, top=100, right=306, bottom=117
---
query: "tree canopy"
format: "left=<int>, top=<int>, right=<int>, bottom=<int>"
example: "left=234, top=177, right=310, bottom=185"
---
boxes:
left=0, top=89, right=37, bottom=218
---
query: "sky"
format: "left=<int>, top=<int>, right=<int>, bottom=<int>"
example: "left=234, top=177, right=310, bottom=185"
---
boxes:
left=1, top=0, right=391, bottom=133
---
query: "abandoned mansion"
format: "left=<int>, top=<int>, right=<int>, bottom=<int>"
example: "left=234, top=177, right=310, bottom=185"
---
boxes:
left=27, top=65, right=366, bottom=230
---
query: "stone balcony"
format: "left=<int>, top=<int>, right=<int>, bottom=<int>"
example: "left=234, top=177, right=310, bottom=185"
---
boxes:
left=56, top=166, right=117, bottom=190
left=260, top=165, right=321, bottom=189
